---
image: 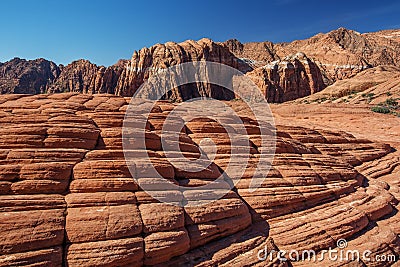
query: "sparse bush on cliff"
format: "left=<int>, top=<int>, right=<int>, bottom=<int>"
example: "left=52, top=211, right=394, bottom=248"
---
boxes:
left=385, top=98, right=398, bottom=107
left=371, top=105, right=390, bottom=114
left=371, top=97, right=400, bottom=115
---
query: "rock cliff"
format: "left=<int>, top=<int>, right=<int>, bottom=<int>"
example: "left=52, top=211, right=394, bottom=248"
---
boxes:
left=0, top=28, right=399, bottom=102
left=113, top=38, right=240, bottom=99
left=47, top=59, right=126, bottom=94
left=247, top=52, right=325, bottom=102
left=0, top=58, right=60, bottom=94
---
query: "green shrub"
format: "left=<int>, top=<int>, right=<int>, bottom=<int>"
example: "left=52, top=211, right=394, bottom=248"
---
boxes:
left=361, top=92, right=375, bottom=103
left=385, top=98, right=398, bottom=106
left=349, top=90, right=357, bottom=95
left=371, top=106, right=391, bottom=114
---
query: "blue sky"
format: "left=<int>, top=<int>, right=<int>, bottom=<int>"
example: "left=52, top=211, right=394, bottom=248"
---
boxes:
left=1, top=0, right=399, bottom=66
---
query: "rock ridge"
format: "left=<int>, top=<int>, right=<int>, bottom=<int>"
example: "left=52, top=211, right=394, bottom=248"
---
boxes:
left=1, top=27, right=399, bottom=102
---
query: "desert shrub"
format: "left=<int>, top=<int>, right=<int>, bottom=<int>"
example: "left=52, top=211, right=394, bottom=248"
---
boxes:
left=361, top=92, right=375, bottom=103
left=366, top=93, right=375, bottom=98
left=385, top=98, right=398, bottom=106
left=349, top=90, right=357, bottom=95
left=371, top=106, right=390, bottom=114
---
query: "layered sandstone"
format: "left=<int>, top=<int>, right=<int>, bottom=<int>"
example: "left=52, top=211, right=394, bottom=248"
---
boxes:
left=1, top=28, right=399, bottom=102
left=226, top=28, right=400, bottom=84
left=247, top=52, right=325, bottom=102
left=296, top=65, right=400, bottom=104
left=47, top=59, right=127, bottom=94
left=113, top=38, right=240, bottom=98
left=0, top=93, right=398, bottom=266
left=275, top=28, right=400, bottom=82
left=0, top=58, right=60, bottom=94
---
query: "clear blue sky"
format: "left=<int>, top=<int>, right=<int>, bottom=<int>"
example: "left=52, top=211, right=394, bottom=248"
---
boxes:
left=1, top=0, right=400, bottom=66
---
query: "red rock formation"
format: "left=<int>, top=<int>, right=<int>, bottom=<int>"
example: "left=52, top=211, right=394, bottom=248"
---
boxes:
left=275, top=28, right=400, bottom=82
left=0, top=28, right=400, bottom=102
left=226, top=28, right=400, bottom=84
left=0, top=58, right=60, bottom=94
left=296, top=65, right=400, bottom=103
left=0, top=93, right=398, bottom=266
left=113, top=38, right=240, bottom=98
left=246, top=52, right=325, bottom=102
left=224, top=39, right=277, bottom=72
left=47, top=59, right=127, bottom=94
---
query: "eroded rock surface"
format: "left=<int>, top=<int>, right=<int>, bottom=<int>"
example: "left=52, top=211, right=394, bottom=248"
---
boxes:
left=296, top=65, right=400, bottom=104
left=247, top=52, right=326, bottom=102
left=0, top=93, right=398, bottom=266
left=1, top=28, right=400, bottom=102
left=0, top=58, right=60, bottom=94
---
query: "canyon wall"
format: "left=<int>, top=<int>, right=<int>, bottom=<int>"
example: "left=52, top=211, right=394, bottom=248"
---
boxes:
left=1, top=28, right=399, bottom=102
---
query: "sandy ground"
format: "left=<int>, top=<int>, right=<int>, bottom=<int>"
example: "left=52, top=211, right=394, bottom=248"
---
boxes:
left=271, top=102, right=400, bottom=190
left=270, top=103, right=400, bottom=149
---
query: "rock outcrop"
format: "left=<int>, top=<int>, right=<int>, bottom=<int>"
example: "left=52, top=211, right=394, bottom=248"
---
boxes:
left=0, top=28, right=399, bottom=102
left=227, top=27, right=400, bottom=84
left=113, top=38, right=240, bottom=99
left=224, top=39, right=277, bottom=72
left=47, top=59, right=127, bottom=94
left=0, top=58, right=60, bottom=94
left=276, top=28, right=400, bottom=82
left=296, top=65, right=400, bottom=104
left=247, top=52, right=325, bottom=102
left=0, top=93, right=399, bottom=266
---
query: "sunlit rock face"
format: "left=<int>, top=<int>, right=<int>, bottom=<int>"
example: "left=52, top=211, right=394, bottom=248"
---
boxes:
left=246, top=53, right=326, bottom=102
left=1, top=28, right=399, bottom=102
left=0, top=93, right=398, bottom=266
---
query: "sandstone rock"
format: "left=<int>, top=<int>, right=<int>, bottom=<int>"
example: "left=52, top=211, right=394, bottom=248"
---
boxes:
left=0, top=208, right=65, bottom=254
left=144, top=229, right=190, bottom=265
left=66, top=237, right=144, bottom=267
left=246, top=53, right=326, bottom=102
left=224, top=39, right=276, bottom=72
left=297, top=65, right=400, bottom=103
left=139, top=203, right=184, bottom=233
left=47, top=59, right=125, bottom=94
left=275, top=27, right=400, bottom=82
left=65, top=204, right=142, bottom=243
left=0, top=58, right=60, bottom=94
left=1, top=28, right=400, bottom=104
left=0, top=247, right=63, bottom=267
left=0, top=94, right=398, bottom=267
